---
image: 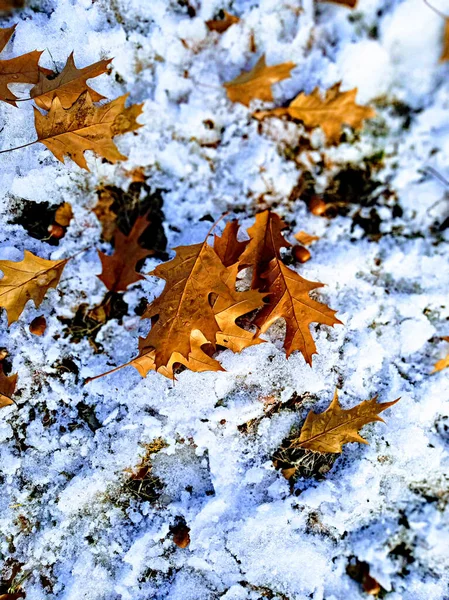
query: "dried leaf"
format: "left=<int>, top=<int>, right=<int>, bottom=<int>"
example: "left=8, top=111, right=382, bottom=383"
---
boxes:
left=0, top=250, right=68, bottom=325
left=139, top=236, right=265, bottom=373
left=206, top=10, right=240, bottom=33
left=432, top=337, right=449, bottom=373
left=0, top=0, right=24, bottom=10
left=30, top=53, right=112, bottom=110
left=0, top=24, right=42, bottom=105
left=34, top=91, right=143, bottom=170
left=54, top=202, right=73, bottom=227
left=29, top=315, right=47, bottom=336
left=254, top=83, right=375, bottom=143
left=239, top=211, right=341, bottom=364
left=0, top=362, right=17, bottom=408
left=98, top=214, right=153, bottom=292
left=214, top=220, right=248, bottom=267
left=441, top=19, right=449, bottom=61
left=223, top=55, right=295, bottom=107
left=294, top=230, right=319, bottom=246
left=172, top=522, right=191, bottom=548
left=319, top=0, right=357, bottom=7
left=93, top=188, right=117, bottom=241
left=293, top=389, right=400, bottom=454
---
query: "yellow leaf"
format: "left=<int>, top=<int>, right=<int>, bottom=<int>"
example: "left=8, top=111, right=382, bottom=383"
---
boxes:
left=223, top=55, right=295, bottom=107
left=34, top=91, right=143, bottom=170
left=254, top=83, right=375, bottom=143
left=293, top=389, right=400, bottom=454
left=0, top=250, right=68, bottom=325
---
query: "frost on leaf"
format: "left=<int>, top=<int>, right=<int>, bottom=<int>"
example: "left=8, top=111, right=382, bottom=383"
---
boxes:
left=30, top=53, right=112, bottom=110
left=292, top=389, right=400, bottom=454
left=0, top=250, right=68, bottom=325
left=0, top=25, right=42, bottom=104
left=254, top=83, right=375, bottom=143
left=34, top=91, right=143, bottom=170
left=223, top=55, right=295, bottom=107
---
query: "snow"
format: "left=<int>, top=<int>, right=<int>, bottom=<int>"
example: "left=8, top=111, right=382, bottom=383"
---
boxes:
left=0, top=0, right=448, bottom=598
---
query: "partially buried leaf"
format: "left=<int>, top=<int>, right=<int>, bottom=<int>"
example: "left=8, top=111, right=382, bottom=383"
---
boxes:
left=294, top=230, right=319, bottom=246
left=34, top=91, right=143, bottom=170
left=432, top=337, right=449, bottom=373
left=319, top=0, right=357, bottom=7
left=254, top=83, right=375, bottom=143
left=172, top=522, right=191, bottom=548
left=98, top=213, right=153, bottom=292
left=223, top=55, right=295, bottom=107
left=54, top=202, right=73, bottom=227
left=30, top=53, right=112, bottom=110
left=0, top=250, right=68, bottom=325
left=206, top=10, right=240, bottom=33
left=93, top=187, right=117, bottom=241
left=0, top=362, right=17, bottom=409
left=0, top=0, right=24, bottom=10
left=293, top=389, right=400, bottom=454
left=441, top=19, right=449, bottom=62
left=29, top=315, right=47, bottom=336
left=0, top=24, right=43, bottom=105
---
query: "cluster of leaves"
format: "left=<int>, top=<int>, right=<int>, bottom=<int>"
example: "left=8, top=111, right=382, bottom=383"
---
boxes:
left=0, top=25, right=142, bottom=170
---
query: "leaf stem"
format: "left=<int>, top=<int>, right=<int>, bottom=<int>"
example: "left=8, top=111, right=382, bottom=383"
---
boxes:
left=0, top=140, right=37, bottom=154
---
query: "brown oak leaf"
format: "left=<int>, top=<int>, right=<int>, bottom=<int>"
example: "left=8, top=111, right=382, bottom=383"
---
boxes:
left=0, top=24, right=42, bottom=105
left=30, top=53, right=112, bottom=110
left=98, top=214, right=153, bottom=292
left=254, top=83, right=375, bottom=143
left=34, top=91, right=143, bottom=170
left=0, top=250, right=68, bottom=325
left=292, top=389, right=400, bottom=453
left=29, top=314, right=47, bottom=336
left=214, top=220, right=248, bottom=267
left=239, top=210, right=341, bottom=364
left=206, top=10, right=240, bottom=33
left=139, top=236, right=265, bottom=372
left=223, top=55, right=295, bottom=107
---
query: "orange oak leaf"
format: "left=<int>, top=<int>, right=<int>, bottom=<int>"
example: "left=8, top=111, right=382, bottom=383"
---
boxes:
left=0, top=24, right=43, bottom=105
left=214, top=220, right=248, bottom=267
left=292, top=389, right=400, bottom=453
left=0, top=362, right=17, bottom=408
left=254, top=83, right=375, bottom=143
left=223, top=55, right=295, bottom=107
left=239, top=210, right=341, bottom=364
left=206, top=10, right=240, bottom=33
left=0, top=250, right=68, bottom=325
left=98, top=214, right=153, bottom=293
left=139, top=234, right=265, bottom=371
left=33, top=91, right=143, bottom=170
left=30, top=53, right=112, bottom=110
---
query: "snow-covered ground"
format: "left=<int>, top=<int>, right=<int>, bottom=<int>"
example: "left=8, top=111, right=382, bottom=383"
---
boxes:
left=0, top=0, right=449, bottom=598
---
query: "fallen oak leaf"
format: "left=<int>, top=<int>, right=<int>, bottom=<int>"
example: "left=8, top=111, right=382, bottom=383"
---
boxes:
left=0, top=24, right=43, bottom=105
left=0, top=250, right=68, bottom=325
left=292, top=389, right=400, bottom=453
left=98, top=213, right=153, bottom=292
left=254, top=83, right=375, bottom=143
left=206, top=10, right=240, bottom=33
left=0, top=92, right=143, bottom=170
left=29, top=314, right=47, bottom=336
left=223, top=54, right=295, bottom=107
left=30, top=53, right=113, bottom=110
left=54, top=202, right=73, bottom=227
left=239, top=210, right=341, bottom=364
left=213, top=220, right=248, bottom=267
